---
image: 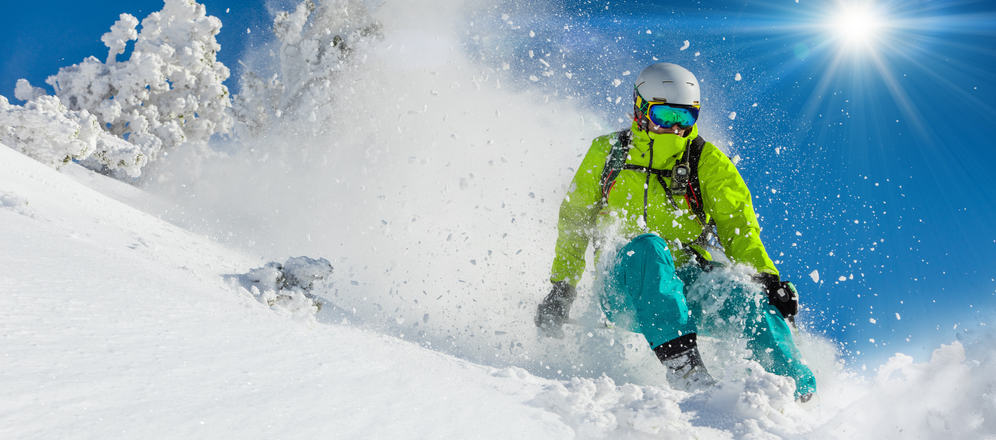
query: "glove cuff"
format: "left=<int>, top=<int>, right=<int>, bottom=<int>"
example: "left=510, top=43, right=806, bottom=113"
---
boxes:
left=752, top=272, right=780, bottom=287
left=753, top=273, right=799, bottom=318
left=550, top=280, right=577, bottom=303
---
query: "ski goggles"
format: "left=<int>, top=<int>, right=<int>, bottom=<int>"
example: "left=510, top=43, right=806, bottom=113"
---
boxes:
left=635, top=90, right=699, bottom=128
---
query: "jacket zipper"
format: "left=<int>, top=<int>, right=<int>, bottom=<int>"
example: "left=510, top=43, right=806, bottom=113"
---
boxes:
left=643, top=139, right=654, bottom=230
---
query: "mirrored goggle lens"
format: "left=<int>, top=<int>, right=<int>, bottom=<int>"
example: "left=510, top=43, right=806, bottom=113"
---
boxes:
left=648, top=104, right=698, bottom=128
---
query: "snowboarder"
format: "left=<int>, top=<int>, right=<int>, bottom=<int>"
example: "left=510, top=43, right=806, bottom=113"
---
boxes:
left=535, top=62, right=817, bottom=401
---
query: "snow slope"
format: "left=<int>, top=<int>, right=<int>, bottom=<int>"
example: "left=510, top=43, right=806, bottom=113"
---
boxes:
left=0, top=143, right=567, bottom=438
left=4, top=141, right=996, bottom=439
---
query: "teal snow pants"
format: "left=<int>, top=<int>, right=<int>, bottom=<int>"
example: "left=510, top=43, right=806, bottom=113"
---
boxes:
left=598, top=234, right=817, bottom=397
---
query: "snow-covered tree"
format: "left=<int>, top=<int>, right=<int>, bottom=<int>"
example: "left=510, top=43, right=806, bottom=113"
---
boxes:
left=0, top=95, right=146, bottom=177
left=232, top=0, right=381, bottom=136
left=2, top=0, right=383, bottom=178
left=41, top=0, right=232, bottom=174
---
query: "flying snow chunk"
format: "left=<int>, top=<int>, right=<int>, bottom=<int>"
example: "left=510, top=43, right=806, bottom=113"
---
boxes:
left=680, top=40, right=690, bottom=51
left=735, top=73, right=742, bottom=81
left=612, top=78, right=622, bottom=87
left=728, top=112, right=737, bottom=120
left=809, top=270, right=820, bottom=283
left=896, top=313, right=902, bottom=320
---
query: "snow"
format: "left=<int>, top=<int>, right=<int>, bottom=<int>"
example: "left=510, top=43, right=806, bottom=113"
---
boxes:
left=4, top=139, right=996, bottom=438
left=3, top=0, right=996, bottom=437
left=0, top=95, right=144, bottom=177
left=0, top=143, right=563, bottom=438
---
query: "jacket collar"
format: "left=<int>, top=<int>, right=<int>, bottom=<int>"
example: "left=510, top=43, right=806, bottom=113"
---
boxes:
left=629, top=121, right=700, bottom=160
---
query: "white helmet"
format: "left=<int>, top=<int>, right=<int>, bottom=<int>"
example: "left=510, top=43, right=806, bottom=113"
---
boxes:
left=634, top=63, right=700, bottom=107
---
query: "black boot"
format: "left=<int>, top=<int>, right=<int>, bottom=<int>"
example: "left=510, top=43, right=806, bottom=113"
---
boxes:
left=654, top=334, right=717, bottom=391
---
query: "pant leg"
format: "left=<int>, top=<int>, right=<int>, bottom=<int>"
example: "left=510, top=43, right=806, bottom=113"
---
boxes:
left=599, top=234, right=695, bottom=348
left=680, top=265, right=816, bottom=397
left=744, top=300, right=817, bottom=397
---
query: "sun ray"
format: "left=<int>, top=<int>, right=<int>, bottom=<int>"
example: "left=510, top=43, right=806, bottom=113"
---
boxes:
left=798, top=47, right=849, bottom=125
left=865, top=45, right=930, bottom=140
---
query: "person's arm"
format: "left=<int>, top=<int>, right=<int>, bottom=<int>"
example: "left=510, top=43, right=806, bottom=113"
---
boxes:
left=549, top=135, right=613, bottom=286
left=538, top=136, right=612, bottom=337
left=697, top=143, right=779, bottom=276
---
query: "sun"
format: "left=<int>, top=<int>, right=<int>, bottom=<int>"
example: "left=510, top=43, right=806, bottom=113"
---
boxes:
left=828, top=2, right=888, bottom=50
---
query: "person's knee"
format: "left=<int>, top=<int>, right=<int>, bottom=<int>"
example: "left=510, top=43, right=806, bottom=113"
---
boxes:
left=622, top=234, right=671, bottom=260
left=630, top=233, right=668, bottom=248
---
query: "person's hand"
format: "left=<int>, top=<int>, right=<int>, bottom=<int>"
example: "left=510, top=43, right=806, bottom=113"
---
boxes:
left=535, top=281, right=576, bottom=338
left=755, top=273, right=799, bottom=319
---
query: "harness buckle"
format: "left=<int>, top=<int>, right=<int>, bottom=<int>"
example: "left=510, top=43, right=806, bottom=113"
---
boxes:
left=671, top=163, right=690, bottom=195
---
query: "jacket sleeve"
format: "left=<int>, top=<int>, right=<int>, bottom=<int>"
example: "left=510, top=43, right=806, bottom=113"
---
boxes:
left=697, top=144, right=779, bottom=276
left=550, top=137, right=612, bottom=286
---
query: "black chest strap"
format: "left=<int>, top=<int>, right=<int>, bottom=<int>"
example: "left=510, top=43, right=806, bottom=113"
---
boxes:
left=600, top=130, right=710, bottom=223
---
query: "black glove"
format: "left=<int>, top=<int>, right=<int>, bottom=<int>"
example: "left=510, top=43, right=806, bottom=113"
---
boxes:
left=754, top=273, right=799, bottom=319
left=535, top=281, right=576, bottom=338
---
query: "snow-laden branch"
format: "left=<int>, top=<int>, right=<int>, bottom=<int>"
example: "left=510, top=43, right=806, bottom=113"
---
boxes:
left=1, top=95, right=146, bottom=177
left=101, top=14, right=139, bottom=64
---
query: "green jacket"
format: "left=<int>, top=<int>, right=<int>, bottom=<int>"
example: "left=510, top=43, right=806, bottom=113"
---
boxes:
left=550, top=121, right=779, bottom=286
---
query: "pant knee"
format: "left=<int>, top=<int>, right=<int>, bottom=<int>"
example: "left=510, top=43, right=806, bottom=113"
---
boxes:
left=624, top=233, right=669, bottom=254
left=620, top=234, right=674, bottom=267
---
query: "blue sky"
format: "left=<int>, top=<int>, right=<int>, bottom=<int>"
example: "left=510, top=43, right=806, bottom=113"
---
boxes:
left=2, top=0, right=995, bottom=365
